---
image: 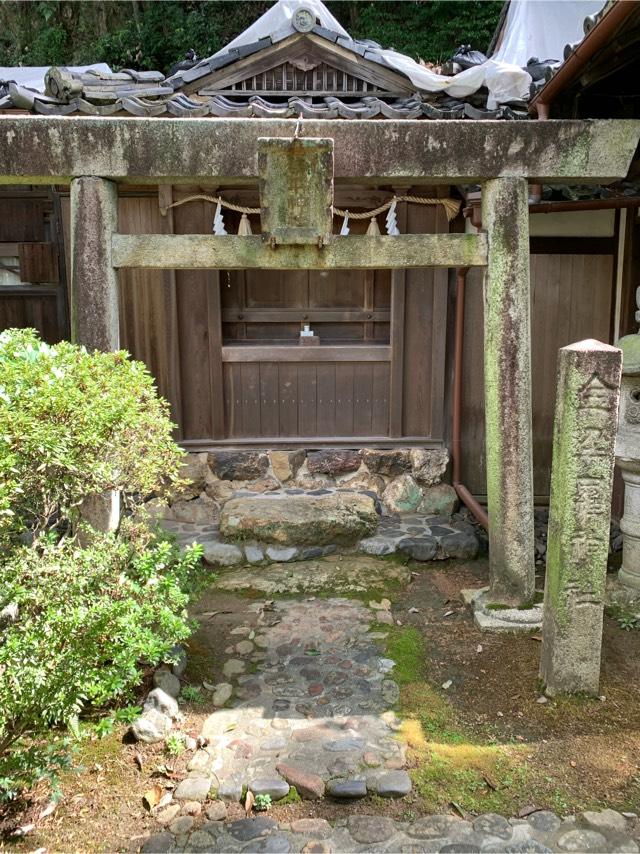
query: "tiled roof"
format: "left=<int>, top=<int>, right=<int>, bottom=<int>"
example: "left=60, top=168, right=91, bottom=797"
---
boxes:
left=0, top=21, right=530, bottom=119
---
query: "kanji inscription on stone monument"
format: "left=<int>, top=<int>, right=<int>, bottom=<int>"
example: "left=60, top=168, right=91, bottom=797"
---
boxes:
left=540, top=340, right=621, bottom=696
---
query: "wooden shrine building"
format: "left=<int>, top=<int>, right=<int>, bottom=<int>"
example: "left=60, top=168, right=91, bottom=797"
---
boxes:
left=1, top=0, right=640, bottom=602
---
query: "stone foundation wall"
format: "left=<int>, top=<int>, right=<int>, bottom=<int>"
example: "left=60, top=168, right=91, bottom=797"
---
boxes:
left=152, top=448, right=456, bottom=525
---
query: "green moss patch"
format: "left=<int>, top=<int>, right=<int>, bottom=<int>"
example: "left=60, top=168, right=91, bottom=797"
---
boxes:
left=385, top=626, right=425, bottom=685
left=387, top=632, right=588, bottom=816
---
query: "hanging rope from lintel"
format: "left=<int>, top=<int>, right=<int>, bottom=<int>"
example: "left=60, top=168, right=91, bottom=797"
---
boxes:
left=163, top=193, right=461, bottom=223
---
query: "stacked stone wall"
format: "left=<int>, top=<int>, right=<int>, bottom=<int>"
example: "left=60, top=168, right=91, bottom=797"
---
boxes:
left=151, top=447, right=455, bottom=525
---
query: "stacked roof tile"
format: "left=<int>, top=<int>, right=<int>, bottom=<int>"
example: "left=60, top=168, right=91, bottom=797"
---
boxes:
left=0, top=18, right=530, bottom=120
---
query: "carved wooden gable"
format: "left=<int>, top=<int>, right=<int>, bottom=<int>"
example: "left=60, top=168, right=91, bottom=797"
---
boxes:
left=190, top=33, right=415, bottom=98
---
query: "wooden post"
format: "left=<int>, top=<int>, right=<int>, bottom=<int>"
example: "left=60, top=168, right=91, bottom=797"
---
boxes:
left=70, top=176, right=119, bottom=352
left=70, top=176, right=120, bottom=533
left=482, top=178, right=535, bottom=606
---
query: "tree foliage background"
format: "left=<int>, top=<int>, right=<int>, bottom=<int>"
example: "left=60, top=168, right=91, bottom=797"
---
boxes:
left=0, top=1, right=503, bottom=73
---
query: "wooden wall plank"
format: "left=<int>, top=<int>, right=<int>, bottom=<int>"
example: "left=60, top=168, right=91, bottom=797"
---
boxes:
left=372, top=362, right=390, bottom=436
left=0, top=199, right=44, bottom=242
left=316, top=363, right=336, bottom=437
left=223, top=363, right=241, bottom=439
left=403, top=200, right=438, bottom=439
left=278, top=363, right=298, bottom=437
left=241, top=362, right=261, bottom=438
left=260, top=362, right=280, bottom=437
left=353, top=363, right=374, bottom=436
left=18, top=242, right=58, bottom=283
left=207, top=270, right=225, bottom=439
left=222, top=345, right=390, bottom=362
left=298, top=363, right=317, bottom=437
left=429, top=193, right=450, bottom=440
left=461, top=253, right=614, bottom=499
left=174, top=199, right=214, bottom=440
left=158, top=186, right=183, bottom=437
left=0, top=295, right=58, bottom=342
left=335, top=363, right=355, bottom=435
left=389, top=202, right=408, bottom=437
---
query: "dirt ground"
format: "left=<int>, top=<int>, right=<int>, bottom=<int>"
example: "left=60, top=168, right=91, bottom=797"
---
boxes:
left=3, top=556, right=640, bottom=852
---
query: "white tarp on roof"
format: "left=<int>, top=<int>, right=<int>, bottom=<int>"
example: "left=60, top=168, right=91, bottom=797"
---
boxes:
left=0, top=63, right=111, bottom=93
left=491, top=0, right=606, bottom=67
left=216, top=0, right=349, bottom=53
left=213, top=0, right=532, bottom=108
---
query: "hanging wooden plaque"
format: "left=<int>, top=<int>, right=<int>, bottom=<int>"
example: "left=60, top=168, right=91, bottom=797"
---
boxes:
left=258, top=136, right=334, bottom=246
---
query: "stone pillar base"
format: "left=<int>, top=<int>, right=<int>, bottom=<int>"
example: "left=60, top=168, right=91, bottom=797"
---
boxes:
left=462, top=587, right=543, bottom=633
left=616, top=467, right=640, bottom=593
left=618, top=564, right=640, bottom=592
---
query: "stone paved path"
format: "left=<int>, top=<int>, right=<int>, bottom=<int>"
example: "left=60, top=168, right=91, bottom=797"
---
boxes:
left=144, top=808, right=640, bottom=852
left=179, top=595, right=410, bottom=806
left=138, top=554, right=640, bottom=854
left=162, top=506, right=480, bottom=567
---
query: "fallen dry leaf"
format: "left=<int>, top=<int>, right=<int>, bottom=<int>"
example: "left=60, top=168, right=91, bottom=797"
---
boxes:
left=244, top=789, right=255, bottom=816
left=483, top=773, right=498, bottom=790
left=12, top=824, right=35, bottom=837
left=39, top=801, right=57, bottom=819
left=450, top=801, right=466, bottom=818
left=518, top=805, right=539, bottom=818
left=142, top=784, right=163, bottom=811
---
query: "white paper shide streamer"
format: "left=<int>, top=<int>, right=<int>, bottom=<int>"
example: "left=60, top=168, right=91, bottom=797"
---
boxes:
left=386, top=199, right=400, bottom=236
left=213, top=201, right=227, bottom=235
left=339, top=210, right=350, bottom=236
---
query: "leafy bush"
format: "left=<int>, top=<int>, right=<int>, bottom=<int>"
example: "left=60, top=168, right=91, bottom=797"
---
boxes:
left=0, top=328, right=182, bottom=547
left=0, top=533, right=203, bottom=803
left=0, top=329, right=206, bottom=803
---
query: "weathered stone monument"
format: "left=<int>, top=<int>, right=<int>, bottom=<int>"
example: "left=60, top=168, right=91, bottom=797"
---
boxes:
left=540, top=340, right=621, bottom=696
left=615, top=290, right=640, bottom=595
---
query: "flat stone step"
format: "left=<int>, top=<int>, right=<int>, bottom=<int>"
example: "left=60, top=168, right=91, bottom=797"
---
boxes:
left=219, top=491, right=379, bottom=547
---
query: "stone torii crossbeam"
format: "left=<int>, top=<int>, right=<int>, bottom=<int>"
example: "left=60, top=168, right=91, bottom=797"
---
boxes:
left=1, top=115, right=638, bottom=598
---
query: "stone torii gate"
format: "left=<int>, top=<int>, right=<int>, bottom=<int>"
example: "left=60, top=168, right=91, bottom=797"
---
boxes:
left=1, top=116, right=638, bottom=606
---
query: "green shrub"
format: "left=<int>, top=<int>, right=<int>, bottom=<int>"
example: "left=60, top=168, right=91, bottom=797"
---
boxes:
left=253, top=793, right=272, bottom=812
left=165, top=733, right=187, bottom=756
left=0, top=328, right=182, bottom=547
left=180, top=685, right=204, bottom=705
left=0, top=533, right=203, bottom=803
left=0, top=328, right=206, bottom=803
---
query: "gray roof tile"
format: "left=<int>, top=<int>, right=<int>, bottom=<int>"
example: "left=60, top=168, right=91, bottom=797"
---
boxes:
left=311, top=25, right=340, bottom=43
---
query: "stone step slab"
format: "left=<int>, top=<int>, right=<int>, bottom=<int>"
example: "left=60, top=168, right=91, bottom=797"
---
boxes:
left=219, top=492, right=379, bottom=546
